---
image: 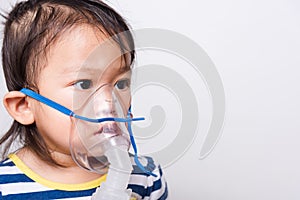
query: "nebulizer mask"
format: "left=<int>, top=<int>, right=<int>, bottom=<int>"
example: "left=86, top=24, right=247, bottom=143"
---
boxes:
left=20, top=83, right=155, bottom=199
left=20, top=78, right=155, bottom=200
left=69, top=83, right=147, bottom=200
left=69, top=83, right=132, bottom=173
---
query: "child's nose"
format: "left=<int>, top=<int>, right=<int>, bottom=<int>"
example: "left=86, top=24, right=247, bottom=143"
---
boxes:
left=98, top=99, right=117, bottom=117
left=93, top=86, right=117, bottom=118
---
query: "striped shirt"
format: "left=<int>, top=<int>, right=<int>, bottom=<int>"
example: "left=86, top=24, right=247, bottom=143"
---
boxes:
left=0, top=154, right=168, bottom=200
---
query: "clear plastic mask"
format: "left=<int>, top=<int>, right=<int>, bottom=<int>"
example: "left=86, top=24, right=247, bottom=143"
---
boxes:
left=69, top=84, right=131, bottom=174
left=20, top=85, right=156, bottom=177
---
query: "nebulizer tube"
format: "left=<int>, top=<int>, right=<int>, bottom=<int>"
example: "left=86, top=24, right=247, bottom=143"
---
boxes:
left=91, top=146, right=133, bottom=200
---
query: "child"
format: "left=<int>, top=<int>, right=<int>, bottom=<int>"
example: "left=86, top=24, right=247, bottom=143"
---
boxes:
left=0, top=0, right=168, bottom=199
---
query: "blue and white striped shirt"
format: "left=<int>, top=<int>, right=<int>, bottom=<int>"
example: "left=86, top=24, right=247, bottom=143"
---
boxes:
left=0, top=154, right=168, bottom=200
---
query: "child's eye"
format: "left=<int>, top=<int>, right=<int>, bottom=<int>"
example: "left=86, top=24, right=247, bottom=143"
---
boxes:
left=115, top=79, right=130, bottom=90
left=73, top=80, right=92, bottom=90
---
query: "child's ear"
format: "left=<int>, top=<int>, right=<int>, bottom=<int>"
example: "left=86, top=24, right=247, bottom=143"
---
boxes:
left=3, top=91, right=35, bottom=125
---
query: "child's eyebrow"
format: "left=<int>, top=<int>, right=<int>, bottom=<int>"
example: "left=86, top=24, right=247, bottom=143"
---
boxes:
left=60, top=63, right=131, bottom=77
left=118, top=63, right=131, bottom=73
left=61, top=66, right=101, bottom=75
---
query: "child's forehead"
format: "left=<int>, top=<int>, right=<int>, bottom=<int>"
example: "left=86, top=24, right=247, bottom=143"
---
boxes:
left=54, top=25, right=116, bottom=51
left=39, top=25, right=128, bottom=79
left=51, top=26, right=122, bottom=63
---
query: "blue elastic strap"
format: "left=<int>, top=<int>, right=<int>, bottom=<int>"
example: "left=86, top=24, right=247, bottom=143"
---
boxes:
left=20, top=88, right=157, bottom=177
left=20, top=88, right=74, bottom=116
left=127, top=106, right=157, bottom=177
left=20, top=88, right=144, bottom=123
left=73, top=114, right=145, bottom=123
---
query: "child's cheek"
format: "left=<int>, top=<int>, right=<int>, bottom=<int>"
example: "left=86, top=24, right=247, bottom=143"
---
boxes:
left=34, top=104, right=73, bottom=153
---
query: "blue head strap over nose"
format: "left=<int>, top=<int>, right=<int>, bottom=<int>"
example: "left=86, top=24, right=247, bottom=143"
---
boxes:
left=20, top=88, right=157, bottom=177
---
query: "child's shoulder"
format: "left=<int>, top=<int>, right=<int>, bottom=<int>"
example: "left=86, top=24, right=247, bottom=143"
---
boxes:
left=0, top=157, right=22, bottom=196
left=0, top=156, right=24, bottom=182
left=0, top=157, right=17, bottom=171
left=0, top=157, right=13, bottom=164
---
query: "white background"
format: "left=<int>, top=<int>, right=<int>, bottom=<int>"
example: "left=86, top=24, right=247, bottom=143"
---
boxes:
left=1, top=0, right=300, bottom=199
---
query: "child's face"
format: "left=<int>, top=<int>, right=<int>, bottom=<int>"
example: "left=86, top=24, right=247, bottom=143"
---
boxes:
left=30, top=25, right=131, bottom=158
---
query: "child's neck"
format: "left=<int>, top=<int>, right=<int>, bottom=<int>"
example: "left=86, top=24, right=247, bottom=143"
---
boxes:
left=16, top=147, right=103, bottom=184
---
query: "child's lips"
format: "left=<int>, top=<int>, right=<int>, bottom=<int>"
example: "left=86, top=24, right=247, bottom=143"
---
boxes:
left=94, top=123, right=122, bottom=137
